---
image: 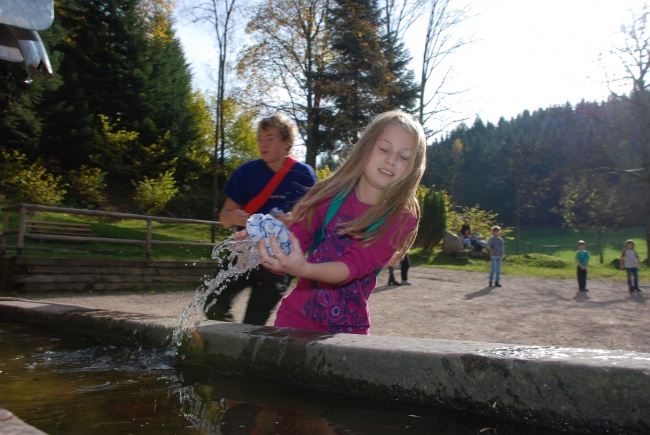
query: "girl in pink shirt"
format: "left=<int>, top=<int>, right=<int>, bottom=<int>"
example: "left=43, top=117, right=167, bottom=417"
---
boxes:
left=238, top=111, right=426, bottom=334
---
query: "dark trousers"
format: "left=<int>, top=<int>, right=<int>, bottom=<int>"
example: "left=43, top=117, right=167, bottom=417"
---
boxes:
left=203, top=261, right=291, bottom=326
left=577, top=266, right=587, bottom=290
left=626, top=267, right=639, bottom=288
left=388, top=253, right=410, bottom=282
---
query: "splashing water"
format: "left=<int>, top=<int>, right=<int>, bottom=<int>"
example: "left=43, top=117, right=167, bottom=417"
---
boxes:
left=170, top=236, right=263, bottom=347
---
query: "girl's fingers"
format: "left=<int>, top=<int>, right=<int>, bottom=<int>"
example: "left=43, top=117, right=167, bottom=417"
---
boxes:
left=268, top=234, right=286, bottom=260
left=233, top=229, right=248, bottom=240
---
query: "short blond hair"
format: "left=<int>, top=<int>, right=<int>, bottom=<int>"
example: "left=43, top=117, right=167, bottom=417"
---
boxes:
left=492, top=226, right=501, bottom=232
left=258, top=113, right=298, bottom=148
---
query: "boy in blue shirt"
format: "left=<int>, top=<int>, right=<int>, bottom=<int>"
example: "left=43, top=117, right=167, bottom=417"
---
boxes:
left=575, top=240, right=590, bottom=292
left=204, top=114, right=317, bottom=325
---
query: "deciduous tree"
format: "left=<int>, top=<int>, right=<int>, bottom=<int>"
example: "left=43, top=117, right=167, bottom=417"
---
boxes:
left=594, top=4, right=650, bottom=259
left=418, top=0, right=471, bottom=137
left=182, top=0, right=240, bottom=236
left=558, top=174, right=623, bottom=264
left=237, top=0, right=332, bottom=167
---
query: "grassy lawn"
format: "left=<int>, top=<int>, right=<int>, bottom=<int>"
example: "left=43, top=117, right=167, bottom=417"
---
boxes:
left=2, top=206, right=648, bottom=282
left=410, top=227, right=650, bottom=281
left=515, top=227, right=647, bottom=263
left=1, top=209, right=233, bottom=261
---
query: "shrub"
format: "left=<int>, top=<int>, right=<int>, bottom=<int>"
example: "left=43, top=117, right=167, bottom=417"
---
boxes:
left=316, top=165, right=332, bottom=181
left=506, top=253, right=567, bottom=269
left=67, top=165, right=107, bottom=208
left=447, top=203, right=511, bottom=240
left=0, top=150, right=67, bottom=205
left=417, top=185, right=447, bottom=249
left=133, top=171, right=179, bottom=215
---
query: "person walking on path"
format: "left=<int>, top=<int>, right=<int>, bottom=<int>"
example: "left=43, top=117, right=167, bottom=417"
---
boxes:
left=203, top=114, right=317, bottom=325
left=620, top=240, right=641, bottom=292
left=388, top=253, right=411, bottom=285
left=239, top=110, right=426, bottom=334
left=575, top=240, right=590, bottom=292
left=487, top=226, right=504, bottom=287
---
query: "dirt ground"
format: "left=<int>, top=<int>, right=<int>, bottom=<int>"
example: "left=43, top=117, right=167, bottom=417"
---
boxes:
left=30, top=267, right=650, bottom=353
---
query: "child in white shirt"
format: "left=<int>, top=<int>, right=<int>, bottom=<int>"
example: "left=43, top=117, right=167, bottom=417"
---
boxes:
left=620, top=240, right=641, bottom=292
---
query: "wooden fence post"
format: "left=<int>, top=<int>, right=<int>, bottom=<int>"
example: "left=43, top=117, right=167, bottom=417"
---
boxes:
left=17, top=206, right=27, bottom=257
left=1, top=210, right=8, bottom=257
left=146, top=219, right=152, bottom=260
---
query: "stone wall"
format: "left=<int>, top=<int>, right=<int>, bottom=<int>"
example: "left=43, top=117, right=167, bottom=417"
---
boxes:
left=0, top=257, right=216, bottom=292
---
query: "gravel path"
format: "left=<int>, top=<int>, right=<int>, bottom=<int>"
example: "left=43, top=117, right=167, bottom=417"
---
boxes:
left=31, top=267, right=650, bottom=352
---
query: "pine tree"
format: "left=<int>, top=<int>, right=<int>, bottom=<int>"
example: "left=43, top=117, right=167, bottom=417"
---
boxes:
left=326, top=0, right=418, bottom=148
left=0, top=15, right=64, bottom=157
left=419, top=188, right=447, bottom=250
left=36, top=0, right=199, bottom=197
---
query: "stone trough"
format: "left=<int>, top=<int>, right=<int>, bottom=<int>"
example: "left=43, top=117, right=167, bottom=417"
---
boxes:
left=0, top=297, right=648, bottom=434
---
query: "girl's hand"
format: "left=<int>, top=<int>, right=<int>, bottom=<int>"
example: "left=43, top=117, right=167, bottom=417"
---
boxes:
left=259, top=232, right=306, bottom=277
left=233, top=229, right=248, bottom=240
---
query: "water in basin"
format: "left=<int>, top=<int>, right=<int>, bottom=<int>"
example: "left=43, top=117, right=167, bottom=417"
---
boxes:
left=0, top=321, right=564, bottom=434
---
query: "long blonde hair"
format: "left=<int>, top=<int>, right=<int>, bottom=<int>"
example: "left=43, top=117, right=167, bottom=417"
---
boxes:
left=292, top=110, right=426, bottom=263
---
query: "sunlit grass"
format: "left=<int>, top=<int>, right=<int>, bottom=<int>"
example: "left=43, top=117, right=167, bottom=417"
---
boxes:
left=2, top=206, right=648, bottom=281
left=514, top=227, right=647, bottom=262
left=409, top=226, right=647, bottom=281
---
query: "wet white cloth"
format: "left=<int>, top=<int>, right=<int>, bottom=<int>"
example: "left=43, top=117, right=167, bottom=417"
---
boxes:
left=246, top=214, right=292, bottom=257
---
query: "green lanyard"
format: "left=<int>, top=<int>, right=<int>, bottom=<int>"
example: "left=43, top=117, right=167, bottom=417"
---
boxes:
left=307, top=191, right=387, bottom=276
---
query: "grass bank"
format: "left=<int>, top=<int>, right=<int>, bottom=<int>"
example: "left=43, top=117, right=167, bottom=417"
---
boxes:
left=514, top=227, right=647, bottom=262
left=408, top=226, right=648, bottom=281
left=409, top=249, right=650, bottom=281
left=2, top=207, right=648, bottom=282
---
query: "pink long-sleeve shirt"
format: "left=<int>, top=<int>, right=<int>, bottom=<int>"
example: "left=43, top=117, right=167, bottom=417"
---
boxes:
left=273, top=190, right=416, bottom=334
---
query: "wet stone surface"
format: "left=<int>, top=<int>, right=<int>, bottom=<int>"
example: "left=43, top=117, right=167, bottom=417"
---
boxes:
left=0, top=407, right=47, bottom=435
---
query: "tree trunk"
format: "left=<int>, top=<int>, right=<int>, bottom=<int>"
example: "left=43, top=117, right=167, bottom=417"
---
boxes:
left=598, top=231, right=604, bottom=265
left=645, top=180, right=650, bottom=263
left=515, top=195, right=521, bottom=255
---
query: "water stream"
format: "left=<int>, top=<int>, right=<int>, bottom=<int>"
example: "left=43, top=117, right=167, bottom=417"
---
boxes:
left=171, top=236, right=263, bottom=347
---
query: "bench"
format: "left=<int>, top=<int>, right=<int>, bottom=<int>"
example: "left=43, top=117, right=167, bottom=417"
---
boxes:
left=26, top=220, right=97, bottom=240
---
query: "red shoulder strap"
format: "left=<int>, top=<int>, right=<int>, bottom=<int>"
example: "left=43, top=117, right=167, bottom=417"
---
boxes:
left=243, top=156, right=298, bottom=214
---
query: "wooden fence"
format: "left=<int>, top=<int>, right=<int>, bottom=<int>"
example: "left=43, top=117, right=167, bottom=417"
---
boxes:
left=1, top=204, right=222, bottom=260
